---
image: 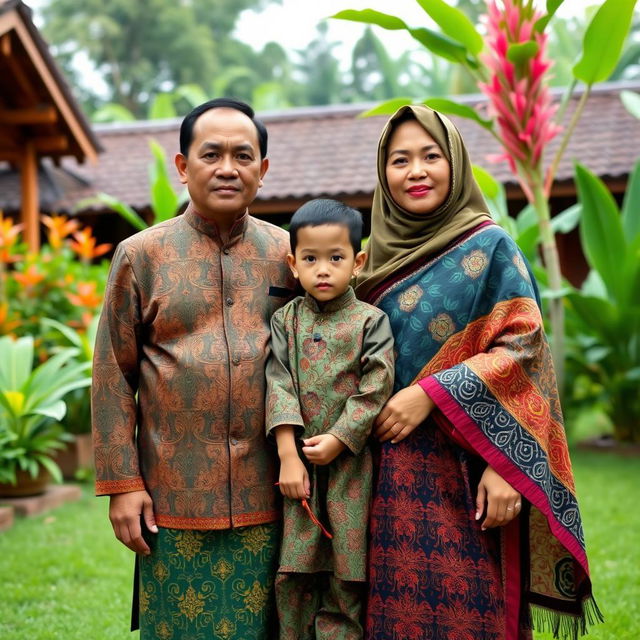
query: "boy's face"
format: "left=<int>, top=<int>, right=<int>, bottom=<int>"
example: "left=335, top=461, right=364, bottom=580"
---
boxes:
left=288, top=224, right=366, bottom=303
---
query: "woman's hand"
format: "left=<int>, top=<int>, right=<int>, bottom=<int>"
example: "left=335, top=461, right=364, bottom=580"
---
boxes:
left=476, top=465, right=522, bottom=530
left=278, top=453, right=310, bottom=500
left=374, top=384, right=435, bottom=443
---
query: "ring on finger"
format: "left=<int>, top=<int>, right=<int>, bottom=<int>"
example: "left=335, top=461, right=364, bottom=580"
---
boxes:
left=515, top=502, right=522, bottom=510
left=506, top=506, right=514, bottom=511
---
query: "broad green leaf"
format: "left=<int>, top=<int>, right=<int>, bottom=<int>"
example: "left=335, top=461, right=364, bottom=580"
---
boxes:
left=360, top=98, right=414, bottom=117
left=573, top=0, right=636, bottom=84
left=92, top=193, right=148, bottom=231
left=535, top=0, right=566, bottom=32
left=27, top=366, right=92, bottom=411
left=622, top=157, right=640, bottom=242
left=574, top=163, right=626, bottom=301
left=550, top=204, right=581, bottom=234
left=621, top=89, right=640, bottom=120
left=149, top=140, right=179, bottom=223
left=174, top=84, right=208, bottom=108
left=580, top=269, right=607, bottom=299
left=32, top=400, right=67, bottom=422
left=36, top=454, right=63, bottom=483
left=332, top=9, right=407, bottom=30
left=149, top=93, right=176, bottom=120
left=423, top=98, right=493, bottom=130
left=0, top=336, right=33, bottom=390
left=515, top=224, right=540, bottom=263
left=332, top=11, right=470, bottom=64
left=415, top=0, right=483, bottom=55
left=91, top=103, right=136, bottom=124
left=507, top=41, right=540, bottom=65
left=407, top=27, right=472, bottom=65
left=540, top=286, right=574, bottom=299
left=40, top=318, right=83, bottom=349
left=567, top=293, right=619, bottom=343
left=472, top=165, right=501, bottom=199
left=515, top=204, right=537, bottom=233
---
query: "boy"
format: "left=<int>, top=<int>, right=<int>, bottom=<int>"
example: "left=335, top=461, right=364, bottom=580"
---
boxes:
left=265, top=198, right=395, bottom=639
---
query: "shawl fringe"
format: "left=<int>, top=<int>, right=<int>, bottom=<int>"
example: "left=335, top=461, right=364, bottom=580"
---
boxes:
left=527, top=597, right=604, bottom=639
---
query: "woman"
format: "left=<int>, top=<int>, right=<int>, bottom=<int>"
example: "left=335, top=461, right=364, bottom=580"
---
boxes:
left=356, top=105, right=600, bottom=640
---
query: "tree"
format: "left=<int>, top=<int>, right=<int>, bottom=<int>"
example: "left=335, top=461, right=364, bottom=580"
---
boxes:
left=40, top=0, right=279, bottom=117
left=294, top=22, right=344, bottom=106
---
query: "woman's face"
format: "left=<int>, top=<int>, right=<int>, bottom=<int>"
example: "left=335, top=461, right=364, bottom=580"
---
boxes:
left=385, top=119, right=451, bottom=215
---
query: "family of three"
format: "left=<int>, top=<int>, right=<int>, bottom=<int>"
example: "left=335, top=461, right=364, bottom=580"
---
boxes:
left=91, top=98, right=600, bottom=639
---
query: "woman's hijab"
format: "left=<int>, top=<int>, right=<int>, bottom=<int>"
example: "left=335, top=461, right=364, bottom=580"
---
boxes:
left=355, top=105, right=492, bottom=300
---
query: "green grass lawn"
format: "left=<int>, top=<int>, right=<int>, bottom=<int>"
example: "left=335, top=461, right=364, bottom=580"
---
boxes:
left=0, top=448, right=638, bottom=639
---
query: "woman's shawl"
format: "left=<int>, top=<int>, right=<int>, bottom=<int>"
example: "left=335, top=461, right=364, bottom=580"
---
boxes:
left=369, top=222, right=601, bottom=638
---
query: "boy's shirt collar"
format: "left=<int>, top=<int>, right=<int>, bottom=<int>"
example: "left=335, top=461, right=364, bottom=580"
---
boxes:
left=303, top=286, right=356, bottom=313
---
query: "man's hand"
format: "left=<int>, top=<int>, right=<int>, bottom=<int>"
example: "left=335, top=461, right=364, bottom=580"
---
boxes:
left=109, top=490, right=158, bottom=555
left=374, top=384, right=435, bottom=443
left=476, top=465, right=522, bottom=531
left=302, top=433, right=346, bottom=465
left=278, top=453, right=310, bottom=500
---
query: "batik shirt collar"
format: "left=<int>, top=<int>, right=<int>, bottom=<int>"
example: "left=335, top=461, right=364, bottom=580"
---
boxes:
left=184, top=203, right=248, bottom=247
left=303, top=286, right=356, bottom=313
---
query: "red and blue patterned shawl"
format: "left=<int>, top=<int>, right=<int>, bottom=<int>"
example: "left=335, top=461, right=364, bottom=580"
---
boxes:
left=367, top=221, right=601, bottom=638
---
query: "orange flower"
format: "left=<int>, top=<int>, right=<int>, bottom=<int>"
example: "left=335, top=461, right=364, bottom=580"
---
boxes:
left=13, top=264, right=45, bottom=288
left=0, top=212, right=24, bottom=264
left=0, top=302, right=21, bottom=334
left=69, top=228, right=112, bottom=261
left=41, top=214, right=80, bottom=250
left=66, top=281, right=102, bottom=310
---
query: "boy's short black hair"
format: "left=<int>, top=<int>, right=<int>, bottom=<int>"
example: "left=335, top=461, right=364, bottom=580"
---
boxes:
left=179, top=97, right=268, bottom=158
left=289, top=198, right=363, bottom=255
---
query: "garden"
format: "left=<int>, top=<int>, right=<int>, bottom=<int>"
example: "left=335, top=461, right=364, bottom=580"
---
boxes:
left=1, top=0, right=640, bottom=638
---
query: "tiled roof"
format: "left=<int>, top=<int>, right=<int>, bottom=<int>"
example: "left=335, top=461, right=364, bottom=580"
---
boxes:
left=1, top=81, right=639, bottom=214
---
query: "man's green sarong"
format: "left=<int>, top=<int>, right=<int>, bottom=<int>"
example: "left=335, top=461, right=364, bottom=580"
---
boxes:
left=138, top=524, right=279, bottom=640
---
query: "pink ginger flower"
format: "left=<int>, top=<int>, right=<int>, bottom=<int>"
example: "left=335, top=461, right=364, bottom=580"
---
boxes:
left=479, top=0, right=562, bottom=198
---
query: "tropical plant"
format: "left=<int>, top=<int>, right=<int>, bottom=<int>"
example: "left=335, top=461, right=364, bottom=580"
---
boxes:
left=333, top=0, right=638, bottom=391
left=0, top=335, right=92, bottom=485
left=81, top=140, right=188, bottom=231
left=91, top=83, right=209, bottom=123
left=40, top=316, right=99, bottom=435
left=565, top=161, right=640, bottom=443
left=2, top=214, right=109, bottom=339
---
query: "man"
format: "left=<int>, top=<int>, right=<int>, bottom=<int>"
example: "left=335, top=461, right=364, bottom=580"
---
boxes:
left=92, top=98, right=295, bottom=639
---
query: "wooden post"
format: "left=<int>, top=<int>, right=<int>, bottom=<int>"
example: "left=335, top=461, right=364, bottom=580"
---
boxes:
left=20, top=140, right=39, bottom=252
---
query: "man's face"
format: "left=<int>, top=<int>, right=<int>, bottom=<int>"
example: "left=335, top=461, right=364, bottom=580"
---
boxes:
left=175, top=107, right=268, bottom=221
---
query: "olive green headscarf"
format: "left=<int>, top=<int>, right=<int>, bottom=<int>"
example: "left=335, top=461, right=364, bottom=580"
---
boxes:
left=355, top=105, right=491, bottom=300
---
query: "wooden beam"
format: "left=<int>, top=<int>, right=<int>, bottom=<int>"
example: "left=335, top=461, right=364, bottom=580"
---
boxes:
left=0, top=106, right=58, bottom=124
left=0, top=148, right=21, bottom=163
left=20, top=141, right=40, bottom=252
left=11, top=17, right=99, bottom=163
left=0, top=33, right=11, bottom=57
left=33, top=134, right=68, bottom=153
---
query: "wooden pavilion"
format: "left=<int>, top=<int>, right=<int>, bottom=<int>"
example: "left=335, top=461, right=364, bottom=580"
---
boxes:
left=0, top=0, right=101, bottom=250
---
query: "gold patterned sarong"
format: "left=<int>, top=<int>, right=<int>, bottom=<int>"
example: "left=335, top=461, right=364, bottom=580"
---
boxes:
left=137, top=524, right=279, bottom=639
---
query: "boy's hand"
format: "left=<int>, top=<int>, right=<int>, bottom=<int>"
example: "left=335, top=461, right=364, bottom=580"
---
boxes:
left=302, top=434, right=346, bottom=465
left=375, top=384, right=434, bottom=443
left=278, top=453, right=310, bottom=499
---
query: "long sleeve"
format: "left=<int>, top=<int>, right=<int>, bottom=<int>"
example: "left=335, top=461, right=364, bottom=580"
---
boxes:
left=92, top=244, right=145, bottom=495
left=327, top=312, right=395, bottom=454
left=265, top=308, right=305, bottom=435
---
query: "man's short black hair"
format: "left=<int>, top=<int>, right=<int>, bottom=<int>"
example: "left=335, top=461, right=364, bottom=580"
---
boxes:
left=289, top=198, right=363, bottom=255
left=179, top=98, right=268, bottom=158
